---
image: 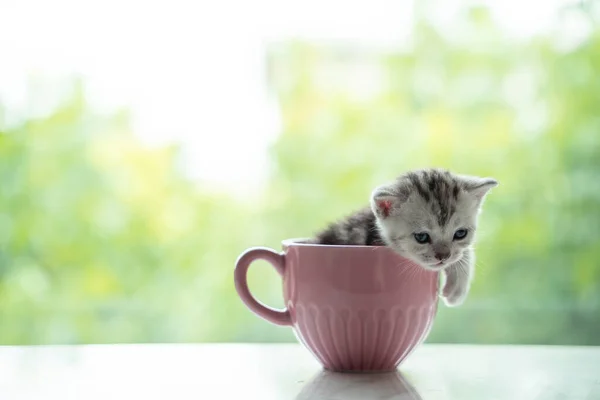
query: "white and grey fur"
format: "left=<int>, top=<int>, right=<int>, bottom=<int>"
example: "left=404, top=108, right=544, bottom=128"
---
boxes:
left=313, top=168, right=498, bottom=307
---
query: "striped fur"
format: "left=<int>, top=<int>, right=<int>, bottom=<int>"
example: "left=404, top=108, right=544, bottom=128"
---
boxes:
left=405, top=169, right=461, bottom=226
left=313, top=207, right=385, bottom=246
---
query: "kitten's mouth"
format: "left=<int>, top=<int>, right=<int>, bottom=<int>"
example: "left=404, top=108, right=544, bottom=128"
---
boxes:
left=421, top=261, right=447, bottom=271
left=428, top=254, right=461, bottom=268
left=422, top=259, right=454, bottom=270
left=426, top=259, right=445, bottom=266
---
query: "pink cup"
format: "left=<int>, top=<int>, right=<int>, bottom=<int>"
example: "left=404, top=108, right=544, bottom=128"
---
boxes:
left=234, top=239, right=440, bottom=372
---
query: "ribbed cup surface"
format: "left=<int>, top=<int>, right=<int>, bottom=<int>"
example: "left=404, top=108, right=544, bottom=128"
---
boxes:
left=283, top=241, right=439, bottom=372
left=294, top=304, right=437, bottom=372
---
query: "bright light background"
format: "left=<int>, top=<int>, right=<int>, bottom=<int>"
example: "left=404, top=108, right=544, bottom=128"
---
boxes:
left=0, top=0, right=573, bottom=191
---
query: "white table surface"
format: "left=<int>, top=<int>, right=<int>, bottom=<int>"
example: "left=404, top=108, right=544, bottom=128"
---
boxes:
left=0, top=343, right=598, bottom=400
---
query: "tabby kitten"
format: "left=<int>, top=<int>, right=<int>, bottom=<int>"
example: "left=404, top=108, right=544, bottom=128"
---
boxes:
left=313, top=168, right=498, bottom=306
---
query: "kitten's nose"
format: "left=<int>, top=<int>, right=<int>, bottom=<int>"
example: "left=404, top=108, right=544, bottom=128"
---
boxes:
left=434, top=251, right=450, bottom=261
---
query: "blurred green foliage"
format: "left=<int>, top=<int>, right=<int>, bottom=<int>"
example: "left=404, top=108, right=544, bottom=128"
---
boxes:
left=263, top=6, right=600, bottom=345
left=1, top=5, right=599, bottom=344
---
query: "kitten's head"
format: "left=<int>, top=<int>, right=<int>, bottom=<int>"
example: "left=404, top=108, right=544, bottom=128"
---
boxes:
left=370, top=168, right=498, bottom=271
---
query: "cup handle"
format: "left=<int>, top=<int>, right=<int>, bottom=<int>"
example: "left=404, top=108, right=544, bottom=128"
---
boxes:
left=234, top=247, right=292, bottom=326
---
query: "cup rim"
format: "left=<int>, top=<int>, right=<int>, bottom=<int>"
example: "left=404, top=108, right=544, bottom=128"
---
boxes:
left=281, top=237, right=387, bottom=250
left=279, top=238, right=432, bottom=268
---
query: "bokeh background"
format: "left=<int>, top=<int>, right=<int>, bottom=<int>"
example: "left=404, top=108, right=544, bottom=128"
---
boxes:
left=1, top=0, right=599, bottom=345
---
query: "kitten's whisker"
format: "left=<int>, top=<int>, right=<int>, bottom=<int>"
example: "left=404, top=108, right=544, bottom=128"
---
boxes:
left=407, top=265, right=420, bottom=285
left=394, top=260, right=416, bottom=279
left=474, top=262, right=491, bottom=278
left=455, top=258, right=470, bottom=277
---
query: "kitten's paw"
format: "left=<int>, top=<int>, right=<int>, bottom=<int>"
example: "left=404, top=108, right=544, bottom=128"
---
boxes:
left=441, top=280, right=469, bottom=307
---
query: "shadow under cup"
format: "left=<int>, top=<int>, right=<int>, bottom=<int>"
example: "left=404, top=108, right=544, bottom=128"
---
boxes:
left=234, top=239, right=440, bottom=373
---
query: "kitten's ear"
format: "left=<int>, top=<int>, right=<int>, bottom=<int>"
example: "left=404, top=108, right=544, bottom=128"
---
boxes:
left=463, top=177, right=498, bottom=203
left=370, top=183, right=410, bottom=219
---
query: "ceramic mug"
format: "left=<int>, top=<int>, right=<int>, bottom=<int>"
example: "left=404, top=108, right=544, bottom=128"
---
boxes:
left=234, top=239, right=440, bottom=372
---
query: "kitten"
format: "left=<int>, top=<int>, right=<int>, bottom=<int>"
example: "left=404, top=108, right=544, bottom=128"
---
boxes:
left=313, top=168, right=498, bottom=307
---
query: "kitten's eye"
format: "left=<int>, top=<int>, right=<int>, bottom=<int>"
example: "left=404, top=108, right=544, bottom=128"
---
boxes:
left=413, top=232, right=430, bottom=244
left=453, top=229, right=468, bottom=240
